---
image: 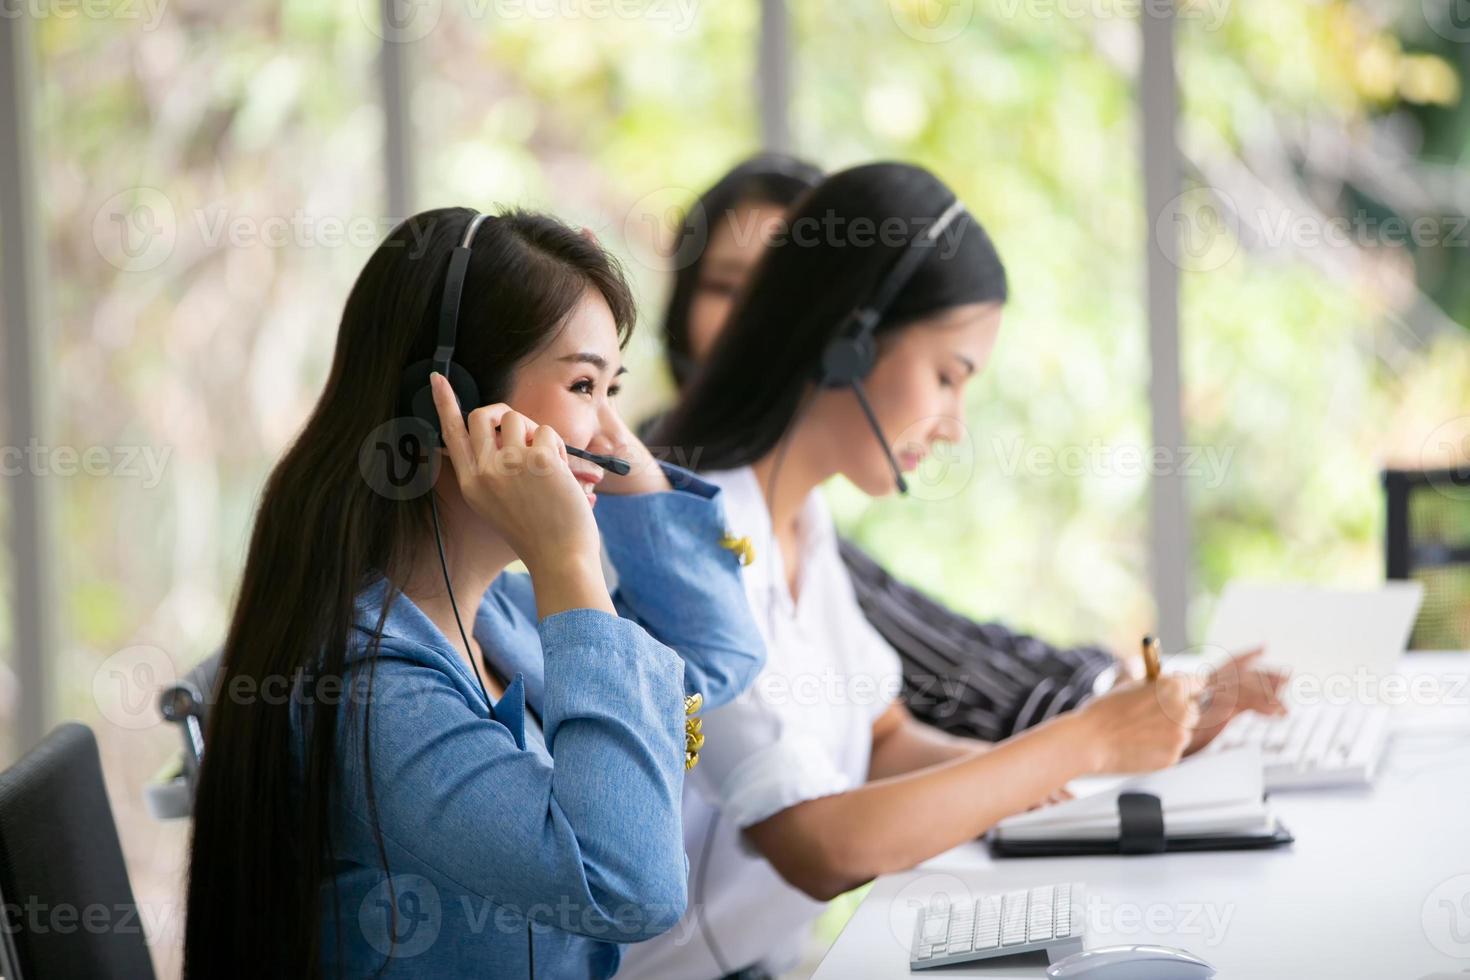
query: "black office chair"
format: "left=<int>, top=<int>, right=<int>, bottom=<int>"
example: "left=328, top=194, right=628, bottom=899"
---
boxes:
left=1383, top=467, right=1470, bottom=649
left=0, top=723, right=157, bottom=980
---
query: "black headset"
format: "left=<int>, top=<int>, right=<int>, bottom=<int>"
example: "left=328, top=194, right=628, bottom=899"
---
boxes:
left=814, top=196, right=968, bottom=495
left=401, top=212, right=490, bottom=443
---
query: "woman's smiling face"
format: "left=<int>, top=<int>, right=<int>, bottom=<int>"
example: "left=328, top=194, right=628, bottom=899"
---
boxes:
left=505, top=286, right=627, bottom=504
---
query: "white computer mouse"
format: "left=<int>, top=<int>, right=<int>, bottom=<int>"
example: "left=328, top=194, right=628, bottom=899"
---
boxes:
left=1045, top=944, right=1216, bottom=980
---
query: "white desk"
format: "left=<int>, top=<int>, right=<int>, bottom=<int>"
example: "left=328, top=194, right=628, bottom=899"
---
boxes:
left=813, top=653, right=1470, bottom=980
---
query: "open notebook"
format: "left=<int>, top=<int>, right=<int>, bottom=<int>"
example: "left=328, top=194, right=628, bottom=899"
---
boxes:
left=990, top=747, right=1293, bottom=856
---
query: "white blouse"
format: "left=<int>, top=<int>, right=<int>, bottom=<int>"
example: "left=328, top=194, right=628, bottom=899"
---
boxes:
left=617, top=466, right=903, bottom=980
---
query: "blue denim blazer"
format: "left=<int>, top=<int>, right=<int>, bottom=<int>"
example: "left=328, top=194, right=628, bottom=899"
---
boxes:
left=299, top=466, right=764, bottom=979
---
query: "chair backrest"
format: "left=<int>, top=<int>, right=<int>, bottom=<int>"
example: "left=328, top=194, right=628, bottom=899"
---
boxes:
left=158, top=650, right=222, bottom=805
left=179, top=651, right=223, bottom=726
left=0, top=723, right=157, bottom=980
left=1383, top=468, right=1470, bottom=649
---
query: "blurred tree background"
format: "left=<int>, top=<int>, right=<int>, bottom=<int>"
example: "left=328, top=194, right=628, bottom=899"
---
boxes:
left=7, top=0, right=1469, bottom=974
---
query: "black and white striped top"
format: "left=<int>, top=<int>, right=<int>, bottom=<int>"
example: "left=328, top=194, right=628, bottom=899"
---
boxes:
left=838, top=538, right=1115, bottom=742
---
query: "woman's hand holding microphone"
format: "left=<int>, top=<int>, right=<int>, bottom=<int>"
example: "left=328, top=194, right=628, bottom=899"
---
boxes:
left=429, top=372, right=614, bottom=618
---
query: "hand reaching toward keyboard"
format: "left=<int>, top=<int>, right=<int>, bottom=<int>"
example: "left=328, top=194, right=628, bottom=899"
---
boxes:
left=1184, top=647, right=1290, bottom=755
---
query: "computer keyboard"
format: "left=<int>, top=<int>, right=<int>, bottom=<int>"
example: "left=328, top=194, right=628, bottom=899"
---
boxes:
left=1207, top=702, right=1391, bottom=789
left=909, top=882, right=1084, bottom=970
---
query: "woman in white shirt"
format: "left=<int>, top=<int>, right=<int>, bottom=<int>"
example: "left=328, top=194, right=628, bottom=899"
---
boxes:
left=618, top=162, right=1283, bottom=980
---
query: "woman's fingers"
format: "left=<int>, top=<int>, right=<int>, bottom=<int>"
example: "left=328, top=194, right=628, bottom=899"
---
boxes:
left=531, top=420, right=568, bottom=463
left=500, top=410, right=533, bottom=452
left=430, top=373, right=474, bottom=473
left=466, top=402, right=512, bottom=469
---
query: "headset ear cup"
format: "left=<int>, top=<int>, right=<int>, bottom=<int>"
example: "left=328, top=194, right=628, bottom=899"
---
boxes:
left=819, top=336, right=875, bottom=388
left=402, top=359, right=481, bottom=438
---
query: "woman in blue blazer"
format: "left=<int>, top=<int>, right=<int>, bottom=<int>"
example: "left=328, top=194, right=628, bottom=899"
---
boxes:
left=183, top=208, right=764, bottom=979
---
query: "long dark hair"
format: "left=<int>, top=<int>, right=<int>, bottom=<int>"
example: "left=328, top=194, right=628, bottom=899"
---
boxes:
left=184, top=207, right=635, bottom=979
left=661, top=154, right=823, bottom=387
left=657, top=162, right=1008, bottom=473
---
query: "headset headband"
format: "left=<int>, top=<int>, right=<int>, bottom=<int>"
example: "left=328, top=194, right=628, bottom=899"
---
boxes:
left=845, top=197, right=967, bottom=342
left=433, top=211, right=491, bottom=377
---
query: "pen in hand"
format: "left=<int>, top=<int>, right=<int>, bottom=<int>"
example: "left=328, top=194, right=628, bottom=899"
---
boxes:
left=1142, top=633, right=1216, bottom=714
left=1141, top=634, right=1162, bottom=682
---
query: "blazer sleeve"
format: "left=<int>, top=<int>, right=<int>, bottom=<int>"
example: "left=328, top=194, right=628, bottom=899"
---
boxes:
left=592, top=463, right=766, bottom=710
left=838, top=537, right=1115, bottom=742
left=330, top=610, right=689, bottom=943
